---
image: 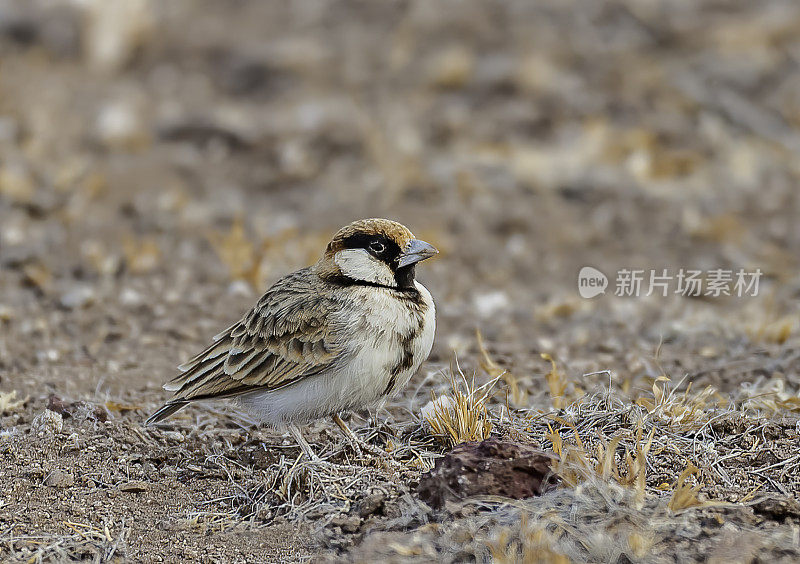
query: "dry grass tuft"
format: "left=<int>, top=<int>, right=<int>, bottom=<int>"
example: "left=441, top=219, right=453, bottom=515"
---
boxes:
left=545, top=420, right=589, bottom=487
left=122, top=234, right=161, bottom=274
left=668, top=462, right=710, bottom=512
left=0, top=519, right=129, bottom=562
left=738, top=377, right=800, bottom=413
left=636, top=376, right=718, bottom=431
left=488, top=514, right=570, bottom=564
left=542, top=353, right=583, bottom=409
left=423, top=364, right=499, bottom=448
left=208, top=216, right=259, bottom=287
left=207, top=218, right=327, bottom=290
left=614, top=424, right=654, bottom=507
left=746, top=303, right=798, bottom=345
left=546, top=419, right=653, bottom=507
left=0, top=390, right=26, bottom=414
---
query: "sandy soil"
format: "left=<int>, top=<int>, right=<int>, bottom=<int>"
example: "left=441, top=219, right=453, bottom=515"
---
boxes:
left=1, top=0, right=800, bottom=562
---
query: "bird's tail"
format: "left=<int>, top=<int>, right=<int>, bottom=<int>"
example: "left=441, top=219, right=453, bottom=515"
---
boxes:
left=145, top=400, right=190, bottom=426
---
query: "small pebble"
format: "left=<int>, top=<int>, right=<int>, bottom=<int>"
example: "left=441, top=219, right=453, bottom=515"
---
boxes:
left=329, top=515, right=361, bottom=533
left=59, top=285, right=95, bottom=309
left=119, top=287, right=144, bottom=307
left=31, top=410, right=63, bottom=437
left=44, top=469, right=74, bottom=488
left=118, top=480, right=149, bottom=493
left=163, top=431, right=184, bottom=443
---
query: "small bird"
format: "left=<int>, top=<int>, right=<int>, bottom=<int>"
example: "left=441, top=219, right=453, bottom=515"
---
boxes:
left=146, top=218, right=437, bottom=460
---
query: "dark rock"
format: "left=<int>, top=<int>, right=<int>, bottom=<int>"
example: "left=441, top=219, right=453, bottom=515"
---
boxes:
left=751, top=496, right=800, bottom=522
left=0, top=5, right=80, bottom=56
left=237, top=442, right=279, bottom=470
left=329, top=515, right=361, bottom=534
left=157, top=120, right=252, bottom=151
left=417, top=437, right=560, bottom=510
left=305, top=504, right=336, bottom=520
left=353, top=493, right=386, bottom=518
left=47, top=394, right=108, bottom=422
left=46, top=395, right=69, bottom=415
left=217, top=57, right=285, bottom=98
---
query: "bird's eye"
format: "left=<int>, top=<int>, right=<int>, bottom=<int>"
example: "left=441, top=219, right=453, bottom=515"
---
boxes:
left=369, top=241, right=385, bottom=254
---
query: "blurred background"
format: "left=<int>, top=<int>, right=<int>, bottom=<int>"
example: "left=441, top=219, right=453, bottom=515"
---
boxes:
left=4, top=2, right=800, bottom=560
left=2, top=0, right=800, bottom=403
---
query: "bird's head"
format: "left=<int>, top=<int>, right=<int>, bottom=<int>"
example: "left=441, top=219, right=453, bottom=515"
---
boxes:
left=317, top=218, right=438, bottom=289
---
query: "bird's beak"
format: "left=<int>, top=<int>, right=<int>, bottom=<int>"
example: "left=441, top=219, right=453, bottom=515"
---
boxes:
left=397, top=239, right=438, bottom=268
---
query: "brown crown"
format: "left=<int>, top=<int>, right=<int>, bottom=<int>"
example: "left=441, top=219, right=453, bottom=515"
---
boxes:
left=324, top=218, right=415, bottom=255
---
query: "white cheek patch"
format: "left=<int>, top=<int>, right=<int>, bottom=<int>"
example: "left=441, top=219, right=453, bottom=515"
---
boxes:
left=335, top=249, right=395, bottom=286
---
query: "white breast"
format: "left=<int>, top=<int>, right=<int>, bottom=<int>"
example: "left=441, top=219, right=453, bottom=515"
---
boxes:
left=238, top=281, right=435, bottom=427
left=408, top=282, right=436, bottom=387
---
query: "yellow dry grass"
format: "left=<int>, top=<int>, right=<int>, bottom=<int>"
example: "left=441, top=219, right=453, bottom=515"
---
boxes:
left=636, top=376, right=718, bottom=432
left=740, top=378, right=800, bottom=413
left=546, top=420, right=653, bottom=507
left=488, top=514, right=570, bottom=564
left=208, top=217, right=259, bottom=287
left=122, top=234, right=161, bottom=274
left=0, top=390, right=26, bottom=414
left=541, top=353, right=587, bottom=410
left=423, top=366, right=499, bottom=448
left=668, top=463, right=707, bottom=512
left=208, top=217, right=328, bottom=290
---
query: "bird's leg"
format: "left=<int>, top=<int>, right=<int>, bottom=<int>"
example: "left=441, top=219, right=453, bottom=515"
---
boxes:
left=288, top=424, right=320, bottom=462
left=332, top=413, right=393, bottom=461
left=367, top=408, right=381, bottom=430
left=331, top=413, right=363, bottom=458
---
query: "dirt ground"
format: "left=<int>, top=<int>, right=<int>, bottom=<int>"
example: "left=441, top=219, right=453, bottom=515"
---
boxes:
left=2, top=0, right=800, bottom=562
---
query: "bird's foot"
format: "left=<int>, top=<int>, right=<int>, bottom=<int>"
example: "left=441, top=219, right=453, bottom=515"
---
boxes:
left=288, top=423, right=323, bottom=462
left=331, top=414, right=400, bottom=466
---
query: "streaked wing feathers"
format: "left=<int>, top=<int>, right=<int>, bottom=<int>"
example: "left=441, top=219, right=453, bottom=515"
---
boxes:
left=164, top=269, right=342, bottom=400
